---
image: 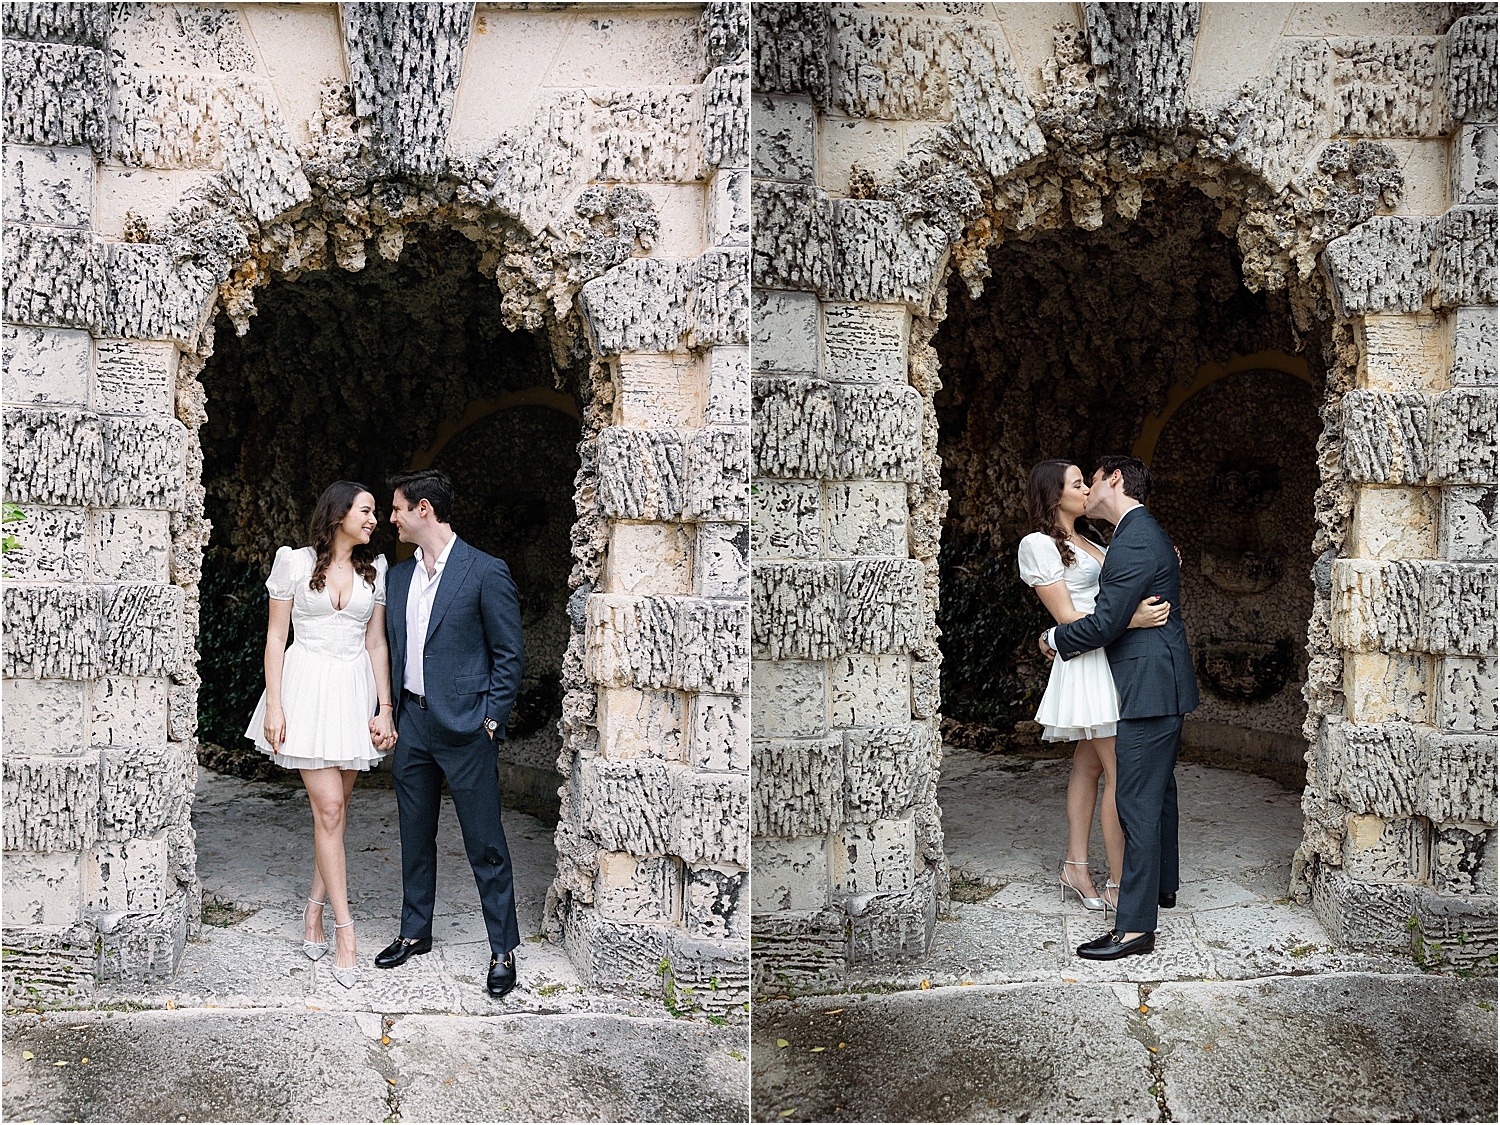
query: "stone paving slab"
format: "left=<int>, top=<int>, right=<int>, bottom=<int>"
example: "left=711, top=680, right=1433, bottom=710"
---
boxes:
left=1148, top=973, right=1500, bottom=1122
left=388, top=1013, right=749, bottom=1122
left=751, top=984, right=1159, bottom=1122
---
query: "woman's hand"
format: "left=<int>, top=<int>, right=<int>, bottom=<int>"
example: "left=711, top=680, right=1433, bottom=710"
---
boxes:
left=1129, top=596, right=1171, bottom=629
left=369, top=711, right=397, bottom=751
left=263, top=705, right=286, bottom=752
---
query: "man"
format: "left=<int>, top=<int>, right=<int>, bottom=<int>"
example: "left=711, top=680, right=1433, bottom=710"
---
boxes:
left=1041, top=455, right=1198, bottom=960
left=373, top=468, right=525, bottom=997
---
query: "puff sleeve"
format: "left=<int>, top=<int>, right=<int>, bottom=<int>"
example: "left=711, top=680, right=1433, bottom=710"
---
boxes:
left=1017, top=533, right=1066, bottom=587
left=265, top=545, right=301, bottom=600
left=372, top=554, right=388, bottom=606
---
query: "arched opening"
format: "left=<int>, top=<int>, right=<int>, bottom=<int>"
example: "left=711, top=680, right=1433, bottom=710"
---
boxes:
left=931, top=178, right=1330, bottom=935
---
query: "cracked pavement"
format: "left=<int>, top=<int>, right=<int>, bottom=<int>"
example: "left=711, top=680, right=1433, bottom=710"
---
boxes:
left=750, top=749, right=1498, bottom=1121
left=1, top=767, right=748, bottom=1123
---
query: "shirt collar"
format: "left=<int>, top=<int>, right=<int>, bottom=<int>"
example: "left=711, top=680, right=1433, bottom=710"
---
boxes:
left=414, top=534, right=457, bottom=571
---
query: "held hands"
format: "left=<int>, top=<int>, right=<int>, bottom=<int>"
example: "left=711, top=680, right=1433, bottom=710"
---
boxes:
left=1129, top=595, right=1172, bottom=629
left=369, top=710, right=398, bottom=752
left=263, top=706, right=286, bottom=753
left=1038, top=632, right=1056, bottom=661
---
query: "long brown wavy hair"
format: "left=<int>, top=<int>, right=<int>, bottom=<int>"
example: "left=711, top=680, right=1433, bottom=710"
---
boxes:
left=307, top=480, right=379, bottom=593
left=1025, top=459, right=1101, bottom=568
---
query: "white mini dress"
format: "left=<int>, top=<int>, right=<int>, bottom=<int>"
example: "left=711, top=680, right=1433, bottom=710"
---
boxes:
left=1017, top=532, right=1121, bottom=743
left=244, top=545, right=389, bottom=771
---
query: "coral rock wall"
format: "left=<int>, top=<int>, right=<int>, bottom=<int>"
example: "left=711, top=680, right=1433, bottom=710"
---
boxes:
left=3, top=1, right=748, bottom=1011
left=751, top=1, right=1498, bottom=991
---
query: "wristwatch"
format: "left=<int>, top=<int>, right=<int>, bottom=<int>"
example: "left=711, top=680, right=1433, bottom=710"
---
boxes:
left=483, top=718, right=499, bottom=739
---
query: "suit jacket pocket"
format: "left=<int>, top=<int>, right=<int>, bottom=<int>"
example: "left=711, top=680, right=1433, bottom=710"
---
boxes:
left=1111, top=652, right=1179, bottom=718
left=454, top=672, right=489, bottom=696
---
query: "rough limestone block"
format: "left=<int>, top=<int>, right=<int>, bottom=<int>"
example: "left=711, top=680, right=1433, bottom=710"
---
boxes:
left=683, top=425, right=750, bottom=523
left=1340, top=390, right=1432, bottom=483
left=341, top=1, right=471, bottom=179
left=1, top=854, right=83, bottom=927
left=2, top=752, right=100, bottom=853
left=2, top=41, right=106, bottom=151
left=1083, top=2, right=1198, bottom=131
left=753, top=94, right=816, bottom=183
left=688, top=692, right=749, bottom=772
left=751, top=180, right=833, bottom=294
left=3, top=145, right=91, bottom=228
left=1332, top=558, right=1499, bottom=655
left=910, top=654, right=941, bottom=721
left=1431, top=388, right=1498, bottom=485
left=1412, top=887, right=1498, bottom=971
left=826, top=481, right=908, bottom=558
left=1230, top=37, right=1332, bottom=193
left=1, top=325, right=90, bottom=406
left=695, top=522, right=749, bottom=599
left=597, top=687, right=684, bottom=763
left=0, top=505, right=87, bottom=583
left=844, top=724, right=928, bottom=824
left=98, top=742, right=194, bottom=842
left=593, top=852, right=681, bottom=925
left=2, top=407, right=105, bottom=505
left=0, top=678, right=85, bottom=753
left=1331, top=37, right=1443, bottom=137
left=1323, top=216, right=1438, bottom=317
left=585, top=594, right=748, bottom=695
left=751, top=835, right=829, bottom=914
left=1450, top=306, right=1498, bottom=387
left=1439, top=486, right=1498, bottom=562
left=1419, top=561, right=1498, bottom=656
left=1350, top=486, right=1438, bottom=559
left=822, top=303, right=908, bottom=384
left=1340, top=814, right=1427, bottom=884
left=1445, top=13, right=1498, bottom=128
left=1431, top=824, right=1497, bottom=897
left=833, top=815, right=915, bottom=895
left=752, top=561, right=841, bottom=660
left=92, top=510, right=172, bottom=583
left=703, top=60, right=750, bottom=171
left=944, top=19, right=1047, bottom=181
left=752, top=480, right=821, bottom=559
left=831, top=383, right=923, bottom=482
left=819, top=117, right=901, bottom=198
left=670, top=768, right=749, bottom=868
left=1343, top=652, right=1432, bottom=725
left=1436, top=655, right=1499, bottom=733
left=753, top=374, right=839, bottom=479
left=673, top=597, right=750, bottom=695
left=750, top=908, right=847, bottom=993
left=751, top=289, right=819, bottom=375
left=705, top=345, right=748, bottom=426
left=0, top=921, right=96, bottom=1007
left=90, top=676, right=171, bottom=748
left=605, top=521, right=691, bottom=596
left=596, top=427, right=685, bottom=521
left=591, top=87, right=703, bottom=183
left=1419, top=728, right=1497, bottom=825
left=750, top=660, right=826, bottom=739
left=839, top=558, right=926, bottom=654
left=1452, top=125, right=1498, bottom=205
left=96, top=893, right=187, bottom=981
left=846, top=872, right=936, bottom=964
left=578, top=756, right=673, bottom=858
left=2, top=585, right=100, bottom=679
left=3, top=225, right=106, bottom=330
left=752, top=1, right=830, bottom=102
left=830, top=654, right=911, bottom=729
left=560, top=903, right=669, bottom=993
left=827, top=198, right=948, bottom=307
left=1311, top=863, right=1417, bottom=949
left=102, top=584, right=183, bottom=676
left=1436, top=206, right=1499, bottom=308
left=4, top=3, right=109, bottom=47
left=1325, top=721, right=1421, bottom=817
left=580, top=259, right=693, bottom=356
left=85, top=832, right=169, bottom=915
left=100, top=242, right=226, bottom=344
left=752, top=737, right=842, bottom=837
left=825, top=9, right=946, bottom=119
left=1358, top=313, right=1448, bottom=392
left=168, top=675, right=198, bottom=742
left=683, top=864, right=747, bottom=941
left=94, top=340, right=177, bottom=416
left=708, top=168, right=750, bottom=248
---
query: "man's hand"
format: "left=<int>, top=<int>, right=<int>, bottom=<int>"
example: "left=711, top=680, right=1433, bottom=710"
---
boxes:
left=369, top=712, right=397, bottom=751
left=1038, top=632, right=1056, bottom=660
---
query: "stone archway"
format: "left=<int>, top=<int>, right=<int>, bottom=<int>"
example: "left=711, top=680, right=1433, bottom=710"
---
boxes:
left=3, top=1, right=750, bottom=1012
left=750, top=1, right=1497, bottom=991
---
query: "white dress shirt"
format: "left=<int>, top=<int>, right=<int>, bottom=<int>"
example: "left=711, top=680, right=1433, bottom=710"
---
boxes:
left=404, top=533, right=456, bottom=696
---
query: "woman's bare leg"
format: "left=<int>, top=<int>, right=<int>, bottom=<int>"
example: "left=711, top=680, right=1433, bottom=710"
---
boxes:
left=1093, top=736, right=1124, bottom=907
left=302, top=767, right=359, bottom=968
left=1064, top=739, right=1105, bottom=899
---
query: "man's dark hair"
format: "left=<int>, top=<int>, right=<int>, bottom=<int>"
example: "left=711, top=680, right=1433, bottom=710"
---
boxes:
left=387, top=468, right=455, bottom=523
left=1094, top=455, right=1152, bottom=502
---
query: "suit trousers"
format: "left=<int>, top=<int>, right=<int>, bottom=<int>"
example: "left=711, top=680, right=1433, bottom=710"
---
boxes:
left=1112, top=713, right=1182, bottom=935
left=391, top=703, right=520, bottom=955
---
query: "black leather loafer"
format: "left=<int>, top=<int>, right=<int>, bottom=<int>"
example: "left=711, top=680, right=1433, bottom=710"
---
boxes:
left=487, top=950, right=517, bottom=998
left=1076, top=930, right=1156, bottom=960
left=1159, top=891, right=1177, bottom=909
left=374, top=935, right=432, bottom=968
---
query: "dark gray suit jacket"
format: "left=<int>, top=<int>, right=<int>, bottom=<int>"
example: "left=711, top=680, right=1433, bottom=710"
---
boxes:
left=385, top=537, right=525, bottom=744
left=1052, top=506, right=1199, bottom=719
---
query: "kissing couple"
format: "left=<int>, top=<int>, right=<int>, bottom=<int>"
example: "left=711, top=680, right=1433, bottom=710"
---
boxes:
left=243, top=469, right=526, bottom=996
left=1018, top=454, right=1199, bottom=960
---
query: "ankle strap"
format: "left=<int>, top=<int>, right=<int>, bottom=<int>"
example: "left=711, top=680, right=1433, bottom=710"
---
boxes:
left=308, top=897, right=327, bottom=906
left=1062, top=859, right=1089, bottom=866
left=333, top=919, right=355, bottom=929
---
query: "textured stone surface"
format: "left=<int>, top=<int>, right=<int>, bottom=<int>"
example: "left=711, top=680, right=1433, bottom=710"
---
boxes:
left=1332, top=558, right=1498, bottom=655
left=1324, top=719, right=1497, bottom=823
left=1, top=585, right=100, bottom=679
left=1451, top=305, right=1498, bottom=387
left=4, top=144, right=92, bottom=228
left=1452, top=124, right=1498, bottom=205
left=1, top=325, right=91, bottom=406
left=1083, top=2, right=1199, bottom=131
left=1436, top=205, right=1499, bottom=308
left=2, top=40, right=107, bottom=151
left=1445, top=12, right=1498, bottom=128
left=2, top=752, right=100, bottom=854
left=585, top=595, right=749, bottom=695
left=1323, top=216, right=1438, bottom=316
left=1436, top=655, right=1500, bottom=732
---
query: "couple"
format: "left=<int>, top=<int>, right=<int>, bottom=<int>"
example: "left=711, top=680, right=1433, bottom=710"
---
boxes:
left=1019, top=454, right=1199, bottom=961
left=244, top=469, right=525, bottom=996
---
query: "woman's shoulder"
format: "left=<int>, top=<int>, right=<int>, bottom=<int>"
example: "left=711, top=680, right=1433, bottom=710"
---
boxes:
left=372, top=552, right=389, bottom=573
left=273, top=545, right=315, bottom=565
left=1019, top=531, right=1061, bottom=554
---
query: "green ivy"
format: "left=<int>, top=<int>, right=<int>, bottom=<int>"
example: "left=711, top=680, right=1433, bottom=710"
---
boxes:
left=196, top=549, right=272, bottom=749
left=936, top=532, right=1054, bottom=729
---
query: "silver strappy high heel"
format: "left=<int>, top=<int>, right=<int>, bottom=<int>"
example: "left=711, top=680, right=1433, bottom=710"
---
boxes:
left=1060, top=859, right=1107, bottom=911
left=302, top=897, right=329, bottom=961
left=329, top=919, right=360, bottom=989
left=1104, top=880, right=1121, bottom=920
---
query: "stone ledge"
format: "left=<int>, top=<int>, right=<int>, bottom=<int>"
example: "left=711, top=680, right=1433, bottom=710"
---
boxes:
left=1331, top=557, right=1497, bottom=656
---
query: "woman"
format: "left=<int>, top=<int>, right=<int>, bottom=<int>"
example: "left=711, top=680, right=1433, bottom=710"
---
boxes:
left=1018, top=460, right=1170, bottom=914
left=245, top=481, right=398, bottom=988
